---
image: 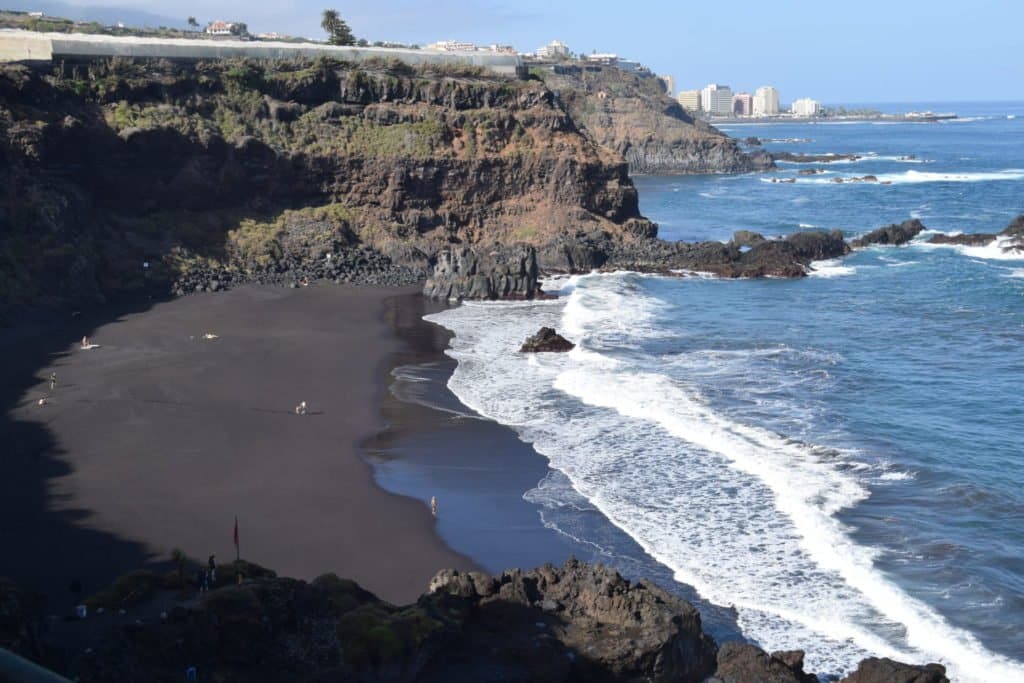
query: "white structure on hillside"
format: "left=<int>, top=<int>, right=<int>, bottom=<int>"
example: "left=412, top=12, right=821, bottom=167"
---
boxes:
left=659, top=75, right=676, bottom=96
left=700, top=83, right=733, bottom=116
left=791, top=97, right=822, bottom=117
left=677, top=89, right=700, bottom=112
left=426, top=39, right=477, bottom=52
left=536, top=39, right=569, bottom=59
left=586, top=52, right=618, bottom=66
left=0, top=31, right=524, bottom=74
left=753, top=86, right=780, bottom=116
left=205, top=20, right=238, bottom=36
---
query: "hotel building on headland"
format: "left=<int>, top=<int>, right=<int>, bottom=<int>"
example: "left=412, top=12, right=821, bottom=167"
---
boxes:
left=586, top=53, right=619, bottom=66
left=732, top=92, right=753, bottom=117
left=791, top=97, right=822, bottom=117
left=700, top=83, right=733, bottom=116
left=753, top=86, right=780, bottom=116
left=536, top=39, right=570, bottom=59
left=677, top=89, right=701, bottom=113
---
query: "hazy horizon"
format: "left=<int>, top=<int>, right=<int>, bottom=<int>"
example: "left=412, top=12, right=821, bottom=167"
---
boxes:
left=5, top=0, right=1022, bottom=103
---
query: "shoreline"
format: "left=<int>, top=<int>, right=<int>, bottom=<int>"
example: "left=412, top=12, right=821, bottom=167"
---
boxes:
left=0, top=283, right=476, bottom=608
left=365, top=293, right=747, bottom=644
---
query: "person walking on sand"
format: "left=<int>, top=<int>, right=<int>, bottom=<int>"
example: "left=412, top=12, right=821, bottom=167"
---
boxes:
left=431, top=496, right=438, bottom=517
left=207, top=554, right=216, bottom=584
left=49, top=372, right=57, bottom=390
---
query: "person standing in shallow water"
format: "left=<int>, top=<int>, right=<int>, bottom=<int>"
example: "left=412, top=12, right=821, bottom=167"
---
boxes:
left=49, top=372, right=57, bottom=390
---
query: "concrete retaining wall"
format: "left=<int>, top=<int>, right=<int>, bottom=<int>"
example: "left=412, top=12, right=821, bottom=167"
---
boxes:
left=0, top=30, right=522, bottom=75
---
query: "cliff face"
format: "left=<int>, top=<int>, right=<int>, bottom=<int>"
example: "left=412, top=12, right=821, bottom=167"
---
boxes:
left=0, top=57, right=654, bottom=313
left=539, top=65, right=773, bottom=175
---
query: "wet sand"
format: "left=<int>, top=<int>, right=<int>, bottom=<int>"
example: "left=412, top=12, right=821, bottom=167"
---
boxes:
left=0, top=284, right=476, bottom=607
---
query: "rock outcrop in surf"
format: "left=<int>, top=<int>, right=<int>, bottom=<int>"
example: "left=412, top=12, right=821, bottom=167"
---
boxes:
left=851, top=219, right=926, bottom=248
left=519, top=327, right=575, bottom=352
left=925, top=214, right=1024, bottom=249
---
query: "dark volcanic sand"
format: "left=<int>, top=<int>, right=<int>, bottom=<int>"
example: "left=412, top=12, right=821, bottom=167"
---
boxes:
left=0, top=284, right=476, bottom=608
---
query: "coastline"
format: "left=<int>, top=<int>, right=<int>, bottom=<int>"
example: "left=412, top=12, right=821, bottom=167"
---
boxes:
left=0, top=283, right=476, bottom=608
left=365, top=293, right=747, bottom=644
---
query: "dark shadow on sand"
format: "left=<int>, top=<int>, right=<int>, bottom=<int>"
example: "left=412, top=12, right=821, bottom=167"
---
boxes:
left=0, top=298, right=171, bottom=614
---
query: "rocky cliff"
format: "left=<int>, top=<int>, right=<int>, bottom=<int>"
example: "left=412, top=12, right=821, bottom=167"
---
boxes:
left=537, top=65, right=773, bottom=175
left=2, top=559, right=947, bottom=683
left=0, top=56, right=655, bottom=315
left=425, top=228, right=853, bottom=299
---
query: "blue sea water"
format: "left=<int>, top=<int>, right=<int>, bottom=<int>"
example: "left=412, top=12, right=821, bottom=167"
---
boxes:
left=425, top=102, right=1024, bottom=681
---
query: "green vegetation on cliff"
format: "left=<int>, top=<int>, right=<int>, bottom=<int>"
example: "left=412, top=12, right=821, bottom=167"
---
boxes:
left=0, top=55, right=652, bottom=314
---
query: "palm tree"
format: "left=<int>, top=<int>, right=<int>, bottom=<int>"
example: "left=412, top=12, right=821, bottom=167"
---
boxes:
left=187, top=16, right=199, bottom=31
left=321, top=8, right=355, bottom=46
left=321, top=9, right=339, bottom=37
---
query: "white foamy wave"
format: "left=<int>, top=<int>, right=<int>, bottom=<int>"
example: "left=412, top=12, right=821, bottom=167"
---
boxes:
left=808, top=258, right=857, bottom=277
left=879, top=471, right=916, bottom=481
left=765, top=169, right=1024, bottom=186
left=915, top=234, right=1024, bottom=262
left=1005, top=268, right=1024, bottom=279
left=798, top=222, right=817, bottom=228
left=872, top=155, right=927, bottom=164
left=426, top=274, right=1024, bottom=682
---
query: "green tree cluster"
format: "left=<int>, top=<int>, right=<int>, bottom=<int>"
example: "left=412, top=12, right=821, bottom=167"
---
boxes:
left=321, top=9, right=356, bottom=46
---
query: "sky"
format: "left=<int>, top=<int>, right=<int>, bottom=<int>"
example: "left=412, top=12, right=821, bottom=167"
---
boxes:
left=23, top=0, right=1024, bottom=103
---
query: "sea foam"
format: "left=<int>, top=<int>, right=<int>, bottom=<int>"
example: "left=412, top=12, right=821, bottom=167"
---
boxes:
left=764, top=169, right=1024, bottom=186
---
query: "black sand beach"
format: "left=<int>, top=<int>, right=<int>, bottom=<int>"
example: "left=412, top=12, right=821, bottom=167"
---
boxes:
left=0, top=284, right=476, bottom=608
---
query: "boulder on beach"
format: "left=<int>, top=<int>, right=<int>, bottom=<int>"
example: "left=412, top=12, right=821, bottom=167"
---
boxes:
left=520, top=327, right=575, bottom=353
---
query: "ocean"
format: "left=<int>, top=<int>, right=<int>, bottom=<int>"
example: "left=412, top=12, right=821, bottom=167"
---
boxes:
left=421, top=102, right=1024, bottom=681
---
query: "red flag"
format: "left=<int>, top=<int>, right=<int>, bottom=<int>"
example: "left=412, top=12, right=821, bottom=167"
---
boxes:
left=233, top=516, right=239, bottom=560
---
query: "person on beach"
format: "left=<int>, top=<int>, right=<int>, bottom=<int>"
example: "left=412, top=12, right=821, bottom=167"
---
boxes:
left=196, top=569, right=207, bottom=594
left=431, top=496, right=438, bottom=517
left=49, top=372, right=57, bottom=390
left=295, top=401, right=308, bottom=416
left=207, top=555, right=216, bottom=584
left=81, top=336, right=89, bottom=349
